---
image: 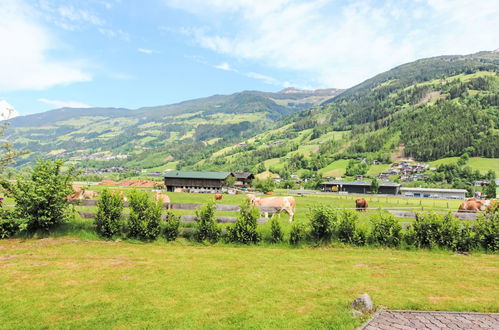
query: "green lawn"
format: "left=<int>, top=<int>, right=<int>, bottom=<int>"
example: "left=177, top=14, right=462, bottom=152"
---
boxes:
left=320, top=160, right=349, bottom=177
left=0, top=239, right=497, bottom=329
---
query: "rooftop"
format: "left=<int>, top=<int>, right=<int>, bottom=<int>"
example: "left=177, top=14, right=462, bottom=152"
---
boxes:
left=400, top=187, right=468, bottom=193
left=322, top=180, right=401, bottom=187
left=160, top=170, right=232, bottom=180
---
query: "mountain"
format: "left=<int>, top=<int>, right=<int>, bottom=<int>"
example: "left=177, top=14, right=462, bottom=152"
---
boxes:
left=195, top=51, right=498, bottom=176
left=5, top=88, right=343, bottom=169
left=0, top=100, right=19, bottom=120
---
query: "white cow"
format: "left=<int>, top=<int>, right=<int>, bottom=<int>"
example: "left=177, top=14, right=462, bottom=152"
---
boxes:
left=246, top=194, right=296, bottom=222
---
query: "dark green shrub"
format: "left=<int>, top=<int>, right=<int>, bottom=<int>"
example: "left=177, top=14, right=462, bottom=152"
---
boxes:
left=95, top=189, right=124, bottom=238
left=336, top=210, right=358, bottom=244
left=269, top=215, right=284, bottom=243
left=0, top=159, right=77, bottom=233
left=475, top=212, right=498, bottom=252
left=194, top=203, right=221, bottom=243
left=369, top=213, right=402, bottom=247
left=163, top=210, right=181, bottom=242
left=127, top=190, right=162, bottom=241
left=289, top=222, right=306, bottom=245
left=309, top=206, right=336, bottom=243
left=406, top=213, right=443, bottom=249
left=227, top=201, right=261, bottom=244
left=406, top=213, right=474, bottom=251
left=0, top=210, right=20, bottom=238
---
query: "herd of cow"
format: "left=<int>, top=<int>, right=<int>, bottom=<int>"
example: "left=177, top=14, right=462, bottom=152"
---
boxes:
left=67, top=186, right=495, bottom=222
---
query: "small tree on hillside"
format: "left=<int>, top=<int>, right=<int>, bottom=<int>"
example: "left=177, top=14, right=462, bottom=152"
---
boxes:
left=0, top=122, right=29, bottom=174
left=371, top=177, right=380, bottom=194
left=223, top=175, right=236, bottom=188
left=0, top=159, right=78, bottom=232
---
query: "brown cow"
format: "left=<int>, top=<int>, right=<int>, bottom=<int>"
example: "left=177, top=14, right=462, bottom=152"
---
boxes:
left=355, top=198, right=368, bottom=212
left=154, top=191, right=170, bottom=208
left=246, top=194, right=296, bottom=222
left=214, top=193, right=223, bottom=201
left=458, top=198, right=488, bottom=213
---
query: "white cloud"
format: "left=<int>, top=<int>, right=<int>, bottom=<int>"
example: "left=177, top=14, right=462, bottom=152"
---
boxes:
left=98, top=28, right=130, bottom=40
left=245, top=72, right=282, bottom=86
left=164, top=0, right=499, bottom=88
left=214, top=62, right=236, bottom=71
left=0, top=0, right=90, bottom=92
left=138, top=48, right=158, bottom=54
left=38, top=98, right=93, bottom=108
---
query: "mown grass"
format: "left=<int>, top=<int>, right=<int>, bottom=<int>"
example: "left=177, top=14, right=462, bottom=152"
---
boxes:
left=0, top=238, right=497, bottom=329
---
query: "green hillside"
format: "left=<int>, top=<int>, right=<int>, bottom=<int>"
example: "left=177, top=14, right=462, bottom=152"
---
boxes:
left=195, top=51, right=498, bottom=178
left=6, top=89, right=342, bottom=169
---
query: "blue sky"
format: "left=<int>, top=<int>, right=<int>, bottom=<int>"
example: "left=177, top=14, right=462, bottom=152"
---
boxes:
left=1, top=0, right=497, bottom=115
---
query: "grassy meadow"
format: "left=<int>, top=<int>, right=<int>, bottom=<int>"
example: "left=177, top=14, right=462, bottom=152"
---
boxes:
left=0, top=238, right=498, bottom=329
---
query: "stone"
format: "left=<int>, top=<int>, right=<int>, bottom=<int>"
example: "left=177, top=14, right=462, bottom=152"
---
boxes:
left=350, top=310, right=363, bottom=318
left=351, top=293, right=375, bottom=313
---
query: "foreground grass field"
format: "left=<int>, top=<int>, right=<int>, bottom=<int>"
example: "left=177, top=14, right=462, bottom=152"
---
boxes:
left=0, top=238, right=497, bottom=329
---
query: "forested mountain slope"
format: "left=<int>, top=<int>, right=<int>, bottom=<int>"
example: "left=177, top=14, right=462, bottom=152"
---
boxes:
left=197, top=51, right=498, bottom=175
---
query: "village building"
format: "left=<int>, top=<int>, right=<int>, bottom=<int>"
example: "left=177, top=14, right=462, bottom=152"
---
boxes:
left=400, top=187, right=467, bottom=199
left=231, top=172, right=255, bottom=186
left=160, top=171, right=234, bottom=192
left=321, top=180, right=401, bottom=195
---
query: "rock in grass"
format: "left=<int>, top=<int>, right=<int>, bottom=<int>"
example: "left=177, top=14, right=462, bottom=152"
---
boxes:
left=351, top=293, right=374, bottom=313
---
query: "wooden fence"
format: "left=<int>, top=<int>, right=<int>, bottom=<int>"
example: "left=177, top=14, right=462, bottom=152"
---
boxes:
left=76, top=200, right=280, bottom=224
left=74, top=200, right=478, bottom=223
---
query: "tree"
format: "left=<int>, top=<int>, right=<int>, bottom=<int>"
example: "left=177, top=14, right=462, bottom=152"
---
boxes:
left=0, top=122, right=28, bottom=173
left=127, top=190, right=162, bottom=241
left=253, top=176, right=275, bottom=193
left=0, top=159, right=78, bottom=232
left=371, top=177, right=380, bottom=194
left=223, top=175, right=236, bottom=187
left=95, top=189, right=124, bottom=238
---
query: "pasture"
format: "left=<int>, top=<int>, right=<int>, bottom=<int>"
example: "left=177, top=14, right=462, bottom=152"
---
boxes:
left=0, top=238, right=498, bottom=329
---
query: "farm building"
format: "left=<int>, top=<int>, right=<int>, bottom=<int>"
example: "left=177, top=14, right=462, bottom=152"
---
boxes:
left=400, top=187, right=467, bottom=199
left=161, top=171, right=233, bottom=192
left=231, top=172, right=254, bottom=186
left=321, top=180, right=401, bottom=195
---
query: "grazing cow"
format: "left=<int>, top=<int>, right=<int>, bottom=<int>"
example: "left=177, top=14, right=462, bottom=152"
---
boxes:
left=67, top=189, right=98, bottom=200
left=246, top=194, right=296, bottom=222
left=355, top=198, right=368, bottom=212
left=458, top=198, right=488, bottom=213
left=154, top=191, right=170, bottom=208
left=214, top=193, right=223, bottom=201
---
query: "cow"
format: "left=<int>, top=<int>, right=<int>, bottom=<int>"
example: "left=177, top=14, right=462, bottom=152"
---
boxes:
left=458, top=198, right=488, bottom=213
left=355, top=198, right=368, bottom=212
left=67, top=189, right=98, bottom=200
left=214, top=193, right=223, bottom=201
left=246, top=194, right=296, bottom=222
left=154, top=191, right=170, bottom=208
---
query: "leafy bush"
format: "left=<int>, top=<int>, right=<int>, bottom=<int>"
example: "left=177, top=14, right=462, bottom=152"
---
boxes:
left=289, top=222, right=306, bottom=245
left=127, top=190, right=162, bottom=241
left=95, top=189, right=124, bottom=238
left=253, top=177, right=275, bottom=193
left=0, top=210, right=20, bottom=238
left=335, top=210, right=358, bottom=244
left=368, top=213, right=403, bottom=247
left=406, top=213, right=476, bottom=251
left=227, top=201, right=261, bottom=244
left=163, top=210, right=181, bottom=242
left=475, top=211, right=498, bottom=252
left=269, top=215, right=284, bottom=243
left=194, top=203, right=221, bottom=243
left=0, top=159, right=77, bottom=233
left=309, top=206, right=336, bottom=243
